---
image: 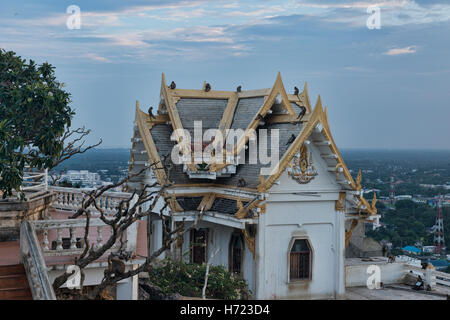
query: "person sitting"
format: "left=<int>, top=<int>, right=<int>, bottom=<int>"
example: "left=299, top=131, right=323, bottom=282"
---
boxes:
left=412, top=275, right=424, bottom=290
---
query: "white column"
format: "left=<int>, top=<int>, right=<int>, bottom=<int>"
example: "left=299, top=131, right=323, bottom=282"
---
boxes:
left=153, top=219, right=165, bottom=259
left=335, top=211, right=346, bottom=299
left=254, top=212, right=266, bottom=299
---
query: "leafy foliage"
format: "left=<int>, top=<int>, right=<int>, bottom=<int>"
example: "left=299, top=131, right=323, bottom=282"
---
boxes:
left=367, top=200, right=449, bottom=248
left=342, top=149, right=450, bottom=197
left=0, top=49, right=73, bottom=197
left=148, top=258, right=250, bottom=300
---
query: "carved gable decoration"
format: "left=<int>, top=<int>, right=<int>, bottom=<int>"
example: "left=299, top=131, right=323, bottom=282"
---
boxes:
left=287, top=144, right=318, bottom=184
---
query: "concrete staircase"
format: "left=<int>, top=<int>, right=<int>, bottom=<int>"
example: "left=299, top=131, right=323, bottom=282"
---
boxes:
left=0, top=264, right=32, bottom=300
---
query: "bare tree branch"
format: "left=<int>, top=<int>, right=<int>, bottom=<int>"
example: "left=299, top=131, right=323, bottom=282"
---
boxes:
left=52, top=159, right=205, bottom=300
left=202, top=248, right=220, bottom=299
left=51, top=126, right=102, bottom=170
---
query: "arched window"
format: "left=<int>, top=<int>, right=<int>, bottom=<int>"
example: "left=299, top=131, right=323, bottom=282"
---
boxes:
left=229, top=233, right=244, bottom=276
left=289, top=239, right=312, bottom=281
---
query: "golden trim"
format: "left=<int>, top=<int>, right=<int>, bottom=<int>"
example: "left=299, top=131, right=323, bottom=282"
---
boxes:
left=297, top=82, right=312, bottom=113
left=135, top=102, right=167, bottom=185
left=258, top=96, right=324, bottom=191
left=171, top=88, right=234, bottom=99
left=235, top=199, right=260, bottom=219
left=256, top=94, right=377, bottom=216
left=160, top=73, right=197, bottom=172
left=145, top=114, right=170, bottom=128
left=212, top=72, right=295, bottom=172
left=335, top=192, right=346, bottom=212
left=136, top=103, right=185, bottom=212
left=356, top=193, right=377, bottom=216
left=197, top=193, right=216, bottom=211
left=169, top=193, right=184, bottom=212
left=355, top=170, right=362, bottom=191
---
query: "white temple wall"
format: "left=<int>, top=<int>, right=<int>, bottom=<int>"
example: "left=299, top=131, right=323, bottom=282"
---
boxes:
left=255, top=198, right=344, bottom=299
left=254, top=142, right=346, bottom=299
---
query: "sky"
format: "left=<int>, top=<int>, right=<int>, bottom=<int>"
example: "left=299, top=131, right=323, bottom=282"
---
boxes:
left=1, top=0, right=449, bottom=150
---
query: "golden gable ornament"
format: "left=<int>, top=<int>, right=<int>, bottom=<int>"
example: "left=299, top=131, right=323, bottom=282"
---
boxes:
left=288, top=144, right=318, bottom=184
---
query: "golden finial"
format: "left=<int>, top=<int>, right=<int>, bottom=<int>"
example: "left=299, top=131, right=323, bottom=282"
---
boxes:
left=356, top=169, right=362, bottom=190
left=371, top=192, right=377, bottom=209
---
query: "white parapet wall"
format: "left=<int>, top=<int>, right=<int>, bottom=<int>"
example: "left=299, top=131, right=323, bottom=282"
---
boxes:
left=345, top=258, right=406, bottom=287
left=48, top=263, right=140, bottom=300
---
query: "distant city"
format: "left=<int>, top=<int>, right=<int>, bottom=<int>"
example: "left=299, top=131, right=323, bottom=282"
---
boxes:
left=51, top=148, right=129, bottom=191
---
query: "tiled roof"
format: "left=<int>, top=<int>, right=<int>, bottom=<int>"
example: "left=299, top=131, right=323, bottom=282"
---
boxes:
left=230, top=97, right=265, bottom=130
left=129, top=73, right=378, bottom=217
left=177, top=98, right=227, bottom=138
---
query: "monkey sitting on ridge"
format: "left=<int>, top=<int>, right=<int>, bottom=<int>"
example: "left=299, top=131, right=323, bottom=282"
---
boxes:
left=103, top=255, right=126, bottom=280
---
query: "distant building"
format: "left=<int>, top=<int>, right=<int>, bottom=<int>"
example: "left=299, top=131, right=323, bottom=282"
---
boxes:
left=59, top=170, right=100, bottom=187
left=412, top=197, right=427, bottom=204
left=423, top=246, right=435, bottom=253
left=420, top=184, right=450, bottom=190
left=395, top=195, right=412, bottom=201
left=402, top=246, right=421, bottom=255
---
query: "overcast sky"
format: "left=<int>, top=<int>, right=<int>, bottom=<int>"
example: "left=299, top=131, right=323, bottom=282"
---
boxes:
left=1, top=0, right=449, bottom=149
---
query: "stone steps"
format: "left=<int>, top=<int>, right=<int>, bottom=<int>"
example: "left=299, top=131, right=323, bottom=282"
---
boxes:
left=0, top=264, right=32, bottom=300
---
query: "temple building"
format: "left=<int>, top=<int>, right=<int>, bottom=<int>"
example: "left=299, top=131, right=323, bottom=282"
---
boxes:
left=127, top=73, right=379, bottom=299
left=1, top=73, right=448, bottom=300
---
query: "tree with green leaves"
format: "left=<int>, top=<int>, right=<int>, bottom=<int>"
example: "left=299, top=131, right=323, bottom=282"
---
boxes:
left=0, top=49, right=100, bottom=198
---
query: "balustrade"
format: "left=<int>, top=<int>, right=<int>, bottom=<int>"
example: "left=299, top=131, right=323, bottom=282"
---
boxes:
left=50, top=186, right=133, bottom=216
left=32, top=219, right=124, bottom=257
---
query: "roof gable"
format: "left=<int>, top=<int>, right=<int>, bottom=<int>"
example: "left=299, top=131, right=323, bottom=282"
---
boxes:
left=130, top=74, right=377, bottom=217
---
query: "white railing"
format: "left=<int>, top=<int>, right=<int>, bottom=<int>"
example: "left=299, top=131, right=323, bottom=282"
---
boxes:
left=434, top=270, right=450, bottom=287
left=20, top=221, right=56, bottom=300
left=396, top=255, right=422, bottom=268
left=31, top=218, right=125, bottom=258
left=50, top=186, right=133, bottom=216
left=403, top=259, right=450, bottom=288
left=21, top=168, right=48, bottom=192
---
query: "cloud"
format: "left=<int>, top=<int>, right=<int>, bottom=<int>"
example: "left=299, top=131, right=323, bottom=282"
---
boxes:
left=1, top=0, right=448, bottom=65
left=83, top=53, right=111, bottom=63
left=383, top=46, right=417, bottom=55
left=289, top=0, right=450, bottom=27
